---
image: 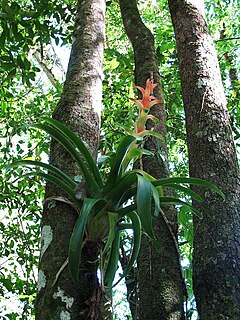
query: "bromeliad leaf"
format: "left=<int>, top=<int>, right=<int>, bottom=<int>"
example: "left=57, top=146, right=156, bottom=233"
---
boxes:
left=151, top=184, right=160, bottom=217
left=103, top=212, right=119, bottom=255
left=68, top=198, right=105, bottom=283
left=8, top=160, right=77, bottom=189
left=43, top=118, right=103, bottom=188
left=29, top=123, right=100, bottom=197
left=22, top=171, right=80, bottom=207
left=152, top=177, right=225, bottom=199
left=162, top=183, right=203, bottom=202
left=106, top=172, right=137, bottom=208
left=114, top=211, right=141, bottom=286
left=160, top=196, right=203, bottom=219
left=136, top=174, right=155, bottom=240
left=116, top=204, right=137, bottom=218
left=121, top=148, right=154, bottom=172
left=136, top=130, right=164, bottom=140
left=103, top=230, right=120, bottom=288
left=103, top=135, right=135, bottom=194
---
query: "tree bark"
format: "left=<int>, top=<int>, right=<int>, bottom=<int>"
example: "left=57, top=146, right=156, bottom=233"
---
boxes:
left=35, top=1, right=106, bottom=319
left=119, top=1, right=185, bottom=319
left=168, top=0, right=240, bottom=319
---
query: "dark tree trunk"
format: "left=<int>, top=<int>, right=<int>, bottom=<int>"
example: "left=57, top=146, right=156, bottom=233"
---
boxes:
left=119, top=1, right=185, bottom=319
left=35, top=0, right=106, bottom=319
left=168, top=0, right=240, bottom=319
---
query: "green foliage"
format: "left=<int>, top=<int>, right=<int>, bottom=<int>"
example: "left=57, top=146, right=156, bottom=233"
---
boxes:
left=9, top=119, right=224, bottom=291
left=0, top=0, right=74, bottom=81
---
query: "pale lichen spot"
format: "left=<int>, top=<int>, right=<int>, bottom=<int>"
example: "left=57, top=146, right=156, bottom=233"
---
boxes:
left=37, top=270, right=46, bottom=292
left=40, top=225, right=53, bottom=258
left=197, top=78, right=206, bottom=89
left=53, top=286, right=74, bottom=310
left=60, top=310, right=71, bottom=320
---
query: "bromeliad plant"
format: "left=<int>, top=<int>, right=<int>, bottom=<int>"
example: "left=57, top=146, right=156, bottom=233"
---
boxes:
left=9, top=79, right=224, bottom=290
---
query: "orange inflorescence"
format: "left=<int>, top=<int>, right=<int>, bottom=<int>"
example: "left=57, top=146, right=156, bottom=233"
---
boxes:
left=131, top=79, right=160, bottom=134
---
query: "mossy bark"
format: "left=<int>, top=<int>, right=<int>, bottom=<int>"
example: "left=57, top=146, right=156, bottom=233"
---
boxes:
left=35, top=1, right=106, bottom=319
left=168, top=0, right=240, bottom=318
left=119, top=1, right=185, bottom=319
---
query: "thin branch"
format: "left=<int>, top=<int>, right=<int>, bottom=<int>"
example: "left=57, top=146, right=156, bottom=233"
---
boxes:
left=33, top=50, right=58, bottom=86
left=215, top=37, right=240, bottom=42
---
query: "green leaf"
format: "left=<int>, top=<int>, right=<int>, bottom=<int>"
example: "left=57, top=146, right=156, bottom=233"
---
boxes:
left=106, top=171, right=137, bottom=208
left=115, top=204, right=137, bottom=218
left=43, top=118, right=103, bottom=188
left=8, top=160, right=77, bottom=189
left=122, top=148, right=154, bottom=172
left=103, top=212, right=119, bottom=255
left=21, top=172, right=80, bottom=207
left=151, top=184, right=160, bottom=217
left=132, top=169, right=156, bottom=181
left=103, top=135, right=135, bottom=194
left=68, top=198, right=104, bottom=283
left=109, top=58, right=119, bottom=69
left=162, top=183, right=203, bottom=202
left=160, top=196, right=203, bottom=219
left=132, top=169, right=164, bottom=197
left=29, top=123, right=100, bottom=197
left=114, top=211, right=141, bottom=286
left=152, top=177, right=225, bottom=199
left=136, top=175, right=155, bottom=240
left=117, top=223, right=133, bottom=230
left=136, top=130, right=164, bottom=140
left=104, top=230, right=120, bottom=288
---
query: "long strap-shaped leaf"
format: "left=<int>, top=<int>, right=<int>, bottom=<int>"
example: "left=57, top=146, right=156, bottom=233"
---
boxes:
left=103, top=135, right=135, bottom=195
left=116, top=204, right=137, bottom=218
left=162, top=183, right=203, bottom=202
left=68, top=198, right=105, bottom=283
left=129, top=173, right=203, bottom=202
left=106, top=171, right=137, bottom=208
left=102, top=212, right=119, bottom=255
left=30, top=123, right=100, bottom=197
left=121, top=148, right=154, bottom=173
left=152, top=177, right=225, bottom=199
left=136, top=174, right=155, bottom=240
left=43, top=118, right=103, bottom=188
left=8, top=160, right=77, bottom=189
left=160, top=196, right=203, bottom=219
left=21, top=172, right=80, bottom=207
left=103, top=230, right=120, bottom=288
left=114, top=211, right=141, bottom=287
left=151, top=183, right=160, bottom=217
left=136, top=130, right=164, bottom=140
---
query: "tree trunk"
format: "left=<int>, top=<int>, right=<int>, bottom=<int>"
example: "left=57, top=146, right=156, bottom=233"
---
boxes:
left=119, top=1, right=185, bottom=319
left=168, top=0, right=240, bottom=318
left=35, top=1, right=106, bottom=319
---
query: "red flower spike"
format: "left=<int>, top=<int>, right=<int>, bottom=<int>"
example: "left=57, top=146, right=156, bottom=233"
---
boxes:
left=131, top=79, right=163, bottom=135
left=132, top=79, right=161, bottom=111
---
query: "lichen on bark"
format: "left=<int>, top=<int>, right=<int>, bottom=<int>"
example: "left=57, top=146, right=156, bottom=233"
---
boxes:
left=40, top=225, right=53, bottom=259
